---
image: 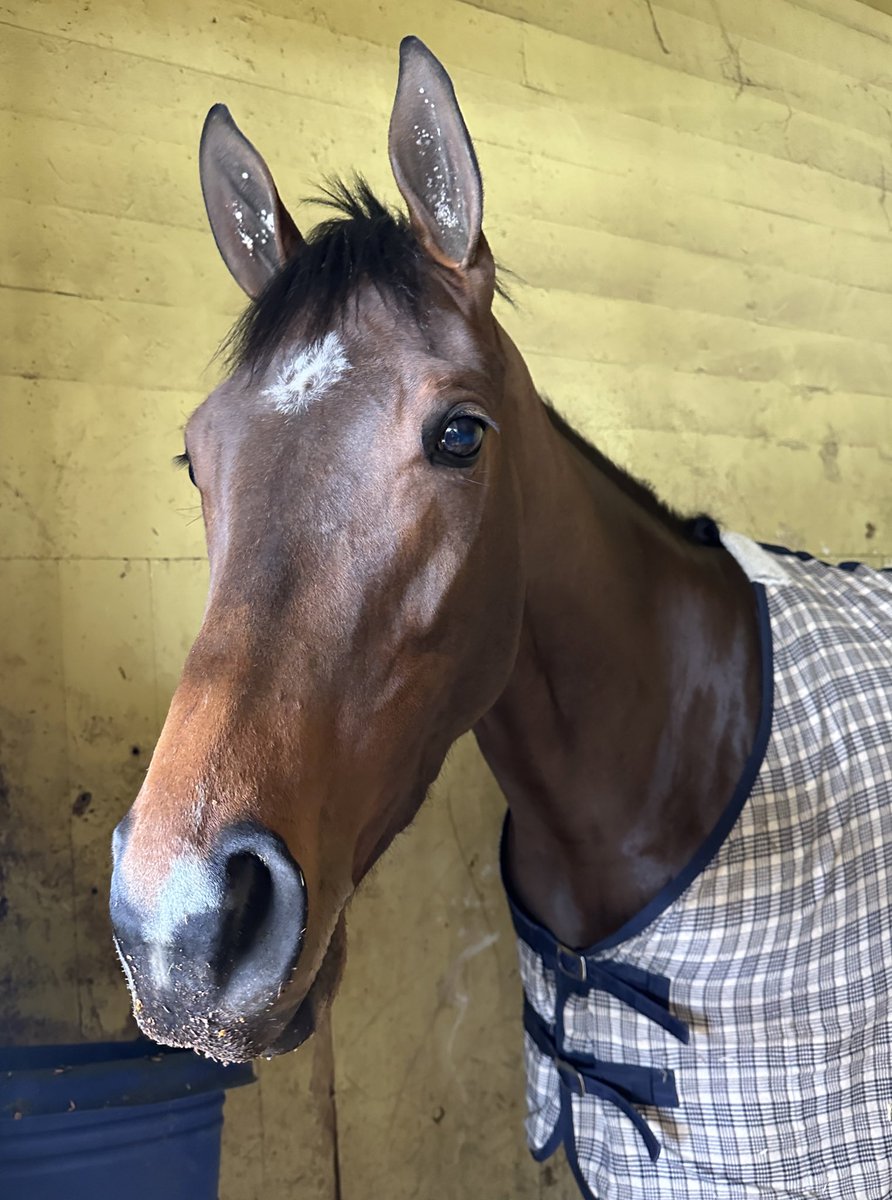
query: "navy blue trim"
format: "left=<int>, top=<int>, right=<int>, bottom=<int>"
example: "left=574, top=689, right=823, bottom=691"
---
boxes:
left=758, top=542, right=815, bottom=563
left=529, top=1115, right=565, bottom=1163
left=759, top=541, right=891, bottom=576
left=502, top=581, right=773, bottom=958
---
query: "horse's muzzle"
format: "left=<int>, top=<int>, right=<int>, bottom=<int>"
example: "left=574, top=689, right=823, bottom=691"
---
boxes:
left=109, top=818, right=307, bottom=1061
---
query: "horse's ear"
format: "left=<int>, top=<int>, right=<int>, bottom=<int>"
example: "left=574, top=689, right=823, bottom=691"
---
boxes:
left=388, top=37, right=483, bottom=272
left=199, top=105, right=303, bottom=299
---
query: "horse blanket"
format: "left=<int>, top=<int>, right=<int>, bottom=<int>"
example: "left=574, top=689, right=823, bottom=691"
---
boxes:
left=503, top=533, right=892, bottom=1199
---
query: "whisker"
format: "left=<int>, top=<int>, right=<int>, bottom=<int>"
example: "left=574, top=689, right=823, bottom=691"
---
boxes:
left=452, top=466, right=489, bottom=488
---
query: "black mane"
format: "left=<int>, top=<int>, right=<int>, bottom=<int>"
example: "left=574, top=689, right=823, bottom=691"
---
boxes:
left=223, top=177, right=427, bottom=370
left=543, top=402, right=716, bottom=544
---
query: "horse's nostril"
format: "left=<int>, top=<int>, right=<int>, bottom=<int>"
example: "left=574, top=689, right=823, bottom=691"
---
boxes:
left=215, top=852, right=274, bottom=986
left=208, top=824, right=308, bottom=1014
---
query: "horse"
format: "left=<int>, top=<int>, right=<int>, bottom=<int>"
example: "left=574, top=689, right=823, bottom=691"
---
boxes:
left=109, top=36, right=892, bottom=1199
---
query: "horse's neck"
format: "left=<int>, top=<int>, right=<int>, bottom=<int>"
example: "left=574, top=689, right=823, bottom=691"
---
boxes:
left=475, top=341, right=761, bottom=948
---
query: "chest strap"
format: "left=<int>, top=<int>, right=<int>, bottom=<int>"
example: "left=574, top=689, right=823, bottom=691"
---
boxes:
left=524, top=999, right=679, bottom=1162
left=510, top=911, right=691, bottom=1045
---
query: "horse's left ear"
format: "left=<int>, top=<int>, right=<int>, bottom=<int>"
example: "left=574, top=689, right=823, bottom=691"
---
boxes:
left=388, top=37, right=484, bottom=273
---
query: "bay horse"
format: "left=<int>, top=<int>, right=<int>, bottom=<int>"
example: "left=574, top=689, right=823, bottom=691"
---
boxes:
left=110, top=37, right=892, bottom=1198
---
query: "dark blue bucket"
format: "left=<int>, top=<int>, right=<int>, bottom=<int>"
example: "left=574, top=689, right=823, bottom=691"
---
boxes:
left=0, top=1040, right=254, bottom=1200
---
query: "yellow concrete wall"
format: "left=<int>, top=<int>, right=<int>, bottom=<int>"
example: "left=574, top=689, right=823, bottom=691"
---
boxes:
left=2, top=1, right=890, bottom=1197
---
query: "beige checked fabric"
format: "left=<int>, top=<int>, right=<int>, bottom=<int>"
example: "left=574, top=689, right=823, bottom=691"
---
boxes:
left=505, top=534, right=892, bottom=1200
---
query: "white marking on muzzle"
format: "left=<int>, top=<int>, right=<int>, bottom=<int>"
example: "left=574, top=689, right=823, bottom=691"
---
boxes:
left=262, top=332, right=351, bottom=414
left=153, top=854, right=220, bottom=942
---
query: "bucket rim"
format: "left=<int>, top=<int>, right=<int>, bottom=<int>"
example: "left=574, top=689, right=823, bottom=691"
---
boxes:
left=0, top=1039, right=254, bottom=1118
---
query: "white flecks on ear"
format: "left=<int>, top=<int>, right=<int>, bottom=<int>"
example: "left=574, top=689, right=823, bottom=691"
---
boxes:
left=230, top=199, right=279, bottom=258
left=410, top=95, right=460, bottom=236
left=261, top=332, right=351, bottom=414
left=231, top=200, right=255, bottom=255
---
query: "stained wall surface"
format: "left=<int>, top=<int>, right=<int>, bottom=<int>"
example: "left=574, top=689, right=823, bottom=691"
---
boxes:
left=1, top=1, right=890, bottom=1197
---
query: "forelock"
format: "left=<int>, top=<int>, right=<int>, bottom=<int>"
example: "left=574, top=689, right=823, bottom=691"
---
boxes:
left=221, top=177, right=429, bottom=373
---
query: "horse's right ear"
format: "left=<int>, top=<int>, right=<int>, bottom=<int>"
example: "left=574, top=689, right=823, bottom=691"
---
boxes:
left=199, top=105, right=303, bottom=299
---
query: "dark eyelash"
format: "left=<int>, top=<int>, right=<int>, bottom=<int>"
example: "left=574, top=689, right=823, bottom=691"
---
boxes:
left=173, top=451, right=198, bottom=488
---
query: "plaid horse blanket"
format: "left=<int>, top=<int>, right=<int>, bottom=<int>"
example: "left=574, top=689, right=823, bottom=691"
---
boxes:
left=503, top=533, right=892, bottom=1199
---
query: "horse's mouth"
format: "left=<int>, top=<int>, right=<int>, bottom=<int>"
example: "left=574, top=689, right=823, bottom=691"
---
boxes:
left=125, top=913, right=347, bottom=1064
left=263, top=913, right=347, bottom=1057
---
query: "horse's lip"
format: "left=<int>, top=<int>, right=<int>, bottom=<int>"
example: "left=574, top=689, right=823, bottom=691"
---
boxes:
left=264, top=992, right=318, bottom=1055
left=262, top=913, right=346, bottom=1056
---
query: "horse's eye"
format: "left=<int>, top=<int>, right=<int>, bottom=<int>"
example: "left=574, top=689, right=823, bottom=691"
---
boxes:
left=436, top=415, right=486, bottom=464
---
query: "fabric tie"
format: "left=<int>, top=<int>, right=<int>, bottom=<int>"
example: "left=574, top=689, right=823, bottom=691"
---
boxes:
left=508, top=908, right=691, bottom=1045
left=524, top=1000, right=678, bottom=1162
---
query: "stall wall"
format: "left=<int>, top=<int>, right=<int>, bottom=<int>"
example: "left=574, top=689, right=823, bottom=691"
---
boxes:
left=2, top=1, right=890, bottom=1196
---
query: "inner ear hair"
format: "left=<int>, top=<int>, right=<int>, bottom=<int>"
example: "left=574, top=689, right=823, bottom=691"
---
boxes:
left=200, top=104, right=303, bottom=299
left=388, top=36, right=483, bottom=272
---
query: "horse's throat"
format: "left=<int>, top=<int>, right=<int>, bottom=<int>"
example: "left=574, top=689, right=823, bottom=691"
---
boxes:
left=475, top=519, right=762, bottom=949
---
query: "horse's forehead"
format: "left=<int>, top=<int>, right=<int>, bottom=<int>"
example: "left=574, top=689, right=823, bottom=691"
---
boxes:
left=209, top=322, right=481, bottom=423
left=258, top=331, right=354, bottom=416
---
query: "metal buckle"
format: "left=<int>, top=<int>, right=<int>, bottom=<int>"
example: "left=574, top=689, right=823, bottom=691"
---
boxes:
left=556, top=943, right=587, bottom=981
left=555, top=1057, right=587, bottom=1097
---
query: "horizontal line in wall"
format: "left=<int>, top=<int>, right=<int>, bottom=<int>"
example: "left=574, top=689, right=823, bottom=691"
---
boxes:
left=4, top=263, right=892, bottom=353
left=510, top=282, right=892, bottom=354
left=1, top=549, right=886, bottom=567
left=0, top=370, right=209, bottom=396
left=4, top=262, right=892, bottom=358
left=0, top=555, right=208, bottom=563
left=5, top=185, right=892, bottom=309
left=507, top=349, right=892, bottom=402
left=0, top=280, right=241, bottom=319
left=792, top=0, right=892, bottom=41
